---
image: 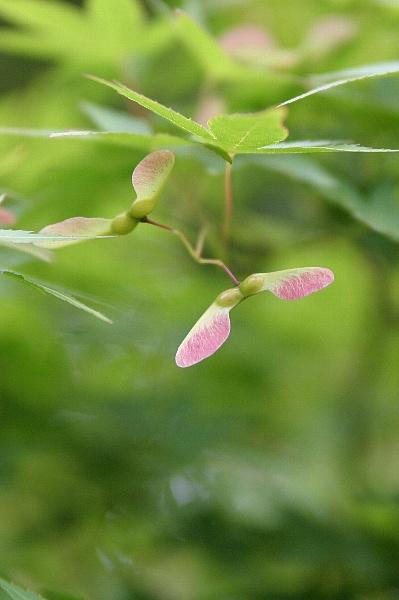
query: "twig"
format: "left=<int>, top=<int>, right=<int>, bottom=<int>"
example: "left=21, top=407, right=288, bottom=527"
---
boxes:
left=143, top=218, right=240, bottom=286
left=195, top=226, right=208, bottom=256
left=223, top=162, right=233, bottom=250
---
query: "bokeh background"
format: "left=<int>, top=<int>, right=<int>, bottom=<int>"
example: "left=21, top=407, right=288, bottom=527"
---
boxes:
left=1, top=0, right=399, bottom=598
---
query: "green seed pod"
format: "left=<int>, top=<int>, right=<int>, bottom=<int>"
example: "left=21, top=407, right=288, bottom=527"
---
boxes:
left=129, top=199, right=155, bottom=220
left=239, top=274, right=265, bottom=297
left=215, top=287, right=243, bottom=308
left=111, top=212, right=139, bottom=235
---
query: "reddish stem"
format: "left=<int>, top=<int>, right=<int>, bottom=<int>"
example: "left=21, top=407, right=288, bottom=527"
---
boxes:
left=143, top=217, right=240, bottom=286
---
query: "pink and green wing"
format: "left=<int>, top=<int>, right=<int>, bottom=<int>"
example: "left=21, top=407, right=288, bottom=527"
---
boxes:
left=175, top=303, right=232, bottom=368
left=130, top=150, right=175, bottom=218
left=132, top=150, right=175, bottom=201
left=35, top=217, right=112, bottom=248
left=262, top=267, right=334, bottom=300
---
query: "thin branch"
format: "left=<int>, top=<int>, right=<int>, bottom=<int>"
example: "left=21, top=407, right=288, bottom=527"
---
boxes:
left=222, top=162, right=233, bottom=250
left=195, top=226, right=208, bottom=256
left=143, top=217, right=240, bottom=286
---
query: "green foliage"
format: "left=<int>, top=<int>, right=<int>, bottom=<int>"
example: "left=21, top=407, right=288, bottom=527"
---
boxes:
left=86, top=75, right=214, bottom=140
left=0, top=229, right=113, bottom=244
left=1, top=269, right=112, bottom=323
left=1, top=0, right=399, bottom=599
left=207, top=108, right=288, bottom=156
left=244, top=155, right=399, bottom=241
left=80, top=101, right=152, bottom=135
left=0, top=577, right=45, bottom=600
left=282, top=61, right=399, bottom=106
left=86, top=75, right=399, bottom=161
left=174, top=9, right=240, bottom=80
left=0, top=0, right=146, bottom=66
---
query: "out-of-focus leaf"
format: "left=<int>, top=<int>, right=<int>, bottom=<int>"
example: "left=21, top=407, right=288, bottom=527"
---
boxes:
left=0, top=0, right=87, bottom=62
left=244, top=155, right=399, bottom=241
left=174, top=11, right=293, bottom=79
left=302, top=16, right=357, bottom=58
left=174, top=10, right=238, bottom=79
left=80, top=101, right=152, bottom=135
left=42, top=592, right=84, bottom=600
left=0, top=240, right=53, bottom=262
left=280, top=61, right=399, bottom=106
left=0, top=0, right=82, bottom=31
left=219, top=24, right=275, bottom=58
left=0, top=270, right=112, bottom=323
left=0, top=30, right=62, bottom=59
left=0, top=0, right=147, bottom=65
left=87, top=0, right=144, bottom=46
left=0, top=576, right=45, bottom=600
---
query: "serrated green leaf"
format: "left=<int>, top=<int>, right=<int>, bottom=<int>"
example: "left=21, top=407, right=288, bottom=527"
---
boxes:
left=207, top=109, right=288, bottom=157
left=86, top=75, right=215, bottom=141
left=0, top=127, right=189, bottom=151
left=280, top=61, right=399, bottom=106
left=256, top=140, right=399, bottom=154
left=0, top=229, right=114, bottom=244
left=0, top=270, right=112, bottom=324
left=0, top=577, right=45, bottom=600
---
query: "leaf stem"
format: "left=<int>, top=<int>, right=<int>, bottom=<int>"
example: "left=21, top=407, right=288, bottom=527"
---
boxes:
left=143, top=218, right=240, bottom=286
left=223, top=162, right=233, bottom=250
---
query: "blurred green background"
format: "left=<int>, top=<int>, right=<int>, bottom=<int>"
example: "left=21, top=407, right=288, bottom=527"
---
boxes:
left=1, top=0, right=399, bottom=598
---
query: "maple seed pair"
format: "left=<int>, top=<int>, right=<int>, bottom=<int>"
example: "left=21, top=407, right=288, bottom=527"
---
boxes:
left=175, top=267, right=334, bottom=368
left=34, top=150, right=175, bottom=248
left=27, top=150, right=335, bottom=368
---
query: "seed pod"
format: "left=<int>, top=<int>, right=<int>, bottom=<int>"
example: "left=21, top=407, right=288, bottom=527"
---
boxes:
left=111, top=212, right=138, bottom=235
